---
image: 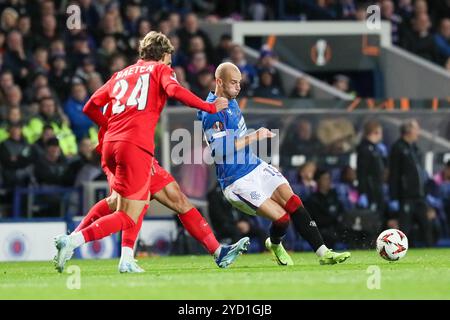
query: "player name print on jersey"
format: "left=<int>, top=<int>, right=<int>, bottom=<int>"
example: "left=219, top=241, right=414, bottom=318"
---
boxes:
left=115, top=64, right=155, bottom=80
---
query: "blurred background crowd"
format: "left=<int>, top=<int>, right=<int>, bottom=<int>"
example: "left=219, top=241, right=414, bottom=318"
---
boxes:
left=0, top=0, right=449, bottom=251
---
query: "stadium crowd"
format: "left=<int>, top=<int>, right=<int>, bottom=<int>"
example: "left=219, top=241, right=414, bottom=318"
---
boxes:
left=0, top=1, right=449, bottom=249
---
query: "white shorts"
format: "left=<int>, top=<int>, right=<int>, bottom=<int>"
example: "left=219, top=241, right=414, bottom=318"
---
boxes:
left=223, top=161, right=289, bottom=216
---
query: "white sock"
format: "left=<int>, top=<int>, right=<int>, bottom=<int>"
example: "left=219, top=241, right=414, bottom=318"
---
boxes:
left=121, top=246, right=134, bottom=260
left=315, top=245, right=329, bottom=257
left=70, top=232, right=86, bottom=247
left=213, top=246, right=221, bottom=259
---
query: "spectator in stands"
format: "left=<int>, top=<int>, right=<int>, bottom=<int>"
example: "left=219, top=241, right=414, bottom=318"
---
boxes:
left=290, top=76, right=312, bottom=98
left=68, top=32, right=95, bottom=68
left=0, top=106, right=22, bottom=143
left=30, top=124, right=56, bottom=159
left=228, top=44, right=257, bottom=95
left=78, top=0, right=101, bottom=30
left=247, top=0, right=269, bottom=21
left=74, top=55, right=97, bottom=84
left=35, top=14, right=60, bottom=49
left=17, top=14, right=33, bottom=53
left=64, top=81, right=95, bottom=141
left=207, top=182, right=266, bottom=250
left=34, top=137, right=68, bottom=216
left=256, top=47, right=283, bottom=91
left=434, top=18, right=450, bottom=65
left=305, top=169, right=345, bottom=249
left=168, top=33, right=188, bottom=68
left=397, top=0, right=414, bottom=22
left=86, top=72, right=104, bottom=95
left=339, top=0, right=357, bottom=20
left=168, top=12, right=181, bottom=30
left=0, top=7, right=18, bottom=32
left=401, top=12, right=440, bottom=64
left=96, top=35, right=118, bottom=78
left=34, top=137, right=67, bottom=186
left=109, top=53, right=128, bottom=77
left=24, top=72, right=49, bottom=104
left=290, top=161, right=317, bottom=200
left=1, top=85, right=25, bottom=120
left=389, top=119, right=434, bottom=246
left=357, top=120, right=386, bottom=213
left=414, top=0, right=429, bottom=16
left=0, top=123, right=32, bottom=190
left=4, top=30, right=31, bottom=87
left=64, top=137, right=94, bottom=186
left=355, top=3, right=368, bottom=21
left=158, top=19, right=171, bottom=35
left=136, top=17, right=152, bottom=40
left=282, top=119, right=320, bottom=164
left=123, top=0, right=142, bottom=37
left=434, top=160, right=450, bottom=186
left=332, top=74, right=355, bottom=97
left=177, top=13, right=214, bottom=63
left=301, top=0, right=339, bottom=20
left=186, top=51, right=214, bottom=86
left=381, top=0, right=403, bottom=45
left=0, top=70, right=15, bottom=106
left=191, top=69, right=215, bottom=99
left=338, top=165, right=359, bottom=211
left=214, top=34, right=233, bottom=65
left=252, top=69, right=284, bottom=99
left=49, top=38, right=66, bottom=57
left=187, top=35, right=207, bottom=57
left=23, top=96, right=77, bottom=157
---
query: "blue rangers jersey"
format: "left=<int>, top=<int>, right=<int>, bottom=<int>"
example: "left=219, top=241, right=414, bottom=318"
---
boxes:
left=198, top=92, right=261, bottom=189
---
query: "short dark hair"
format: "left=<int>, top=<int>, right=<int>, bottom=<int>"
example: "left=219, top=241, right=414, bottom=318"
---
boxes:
left=314, top=168, right=329, bottom=181
left=45, top=137, right=59, bottom=148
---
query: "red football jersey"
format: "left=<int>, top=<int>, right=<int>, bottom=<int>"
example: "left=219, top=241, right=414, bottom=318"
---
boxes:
left=90, top=59, right=178, bottom=155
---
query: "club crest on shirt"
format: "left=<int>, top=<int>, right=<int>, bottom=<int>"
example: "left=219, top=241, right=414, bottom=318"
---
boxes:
left=213, top=121, right=224, bottom=132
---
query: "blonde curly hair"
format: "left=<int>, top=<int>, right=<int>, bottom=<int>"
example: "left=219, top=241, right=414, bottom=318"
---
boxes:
left=138, top=31, right=174, bottom=61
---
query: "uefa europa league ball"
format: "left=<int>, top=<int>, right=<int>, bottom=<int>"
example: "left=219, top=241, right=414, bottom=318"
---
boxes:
left=376, top=229, right=408, bottom=261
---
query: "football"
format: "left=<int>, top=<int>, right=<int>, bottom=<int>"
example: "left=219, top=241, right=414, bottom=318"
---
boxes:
left=376, top=229, right=409, bottom=261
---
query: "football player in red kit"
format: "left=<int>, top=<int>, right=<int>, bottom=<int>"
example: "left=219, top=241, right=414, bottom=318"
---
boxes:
left=53, top=31, right=247, bottom=272
left=71, top=117, right=250, bottom=273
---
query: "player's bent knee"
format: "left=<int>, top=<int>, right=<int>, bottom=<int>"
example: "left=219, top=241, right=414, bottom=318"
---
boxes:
left=284, top=194, right=303, bottom=214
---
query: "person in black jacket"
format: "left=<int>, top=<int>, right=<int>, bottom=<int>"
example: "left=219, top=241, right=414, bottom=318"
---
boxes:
left=305, top=169, right=345, bottom=249
left=0, top=124, right=32, bottom=189
left=389, top=119, right=434, bottom=246
left=356, top=120, right=386, bottom=213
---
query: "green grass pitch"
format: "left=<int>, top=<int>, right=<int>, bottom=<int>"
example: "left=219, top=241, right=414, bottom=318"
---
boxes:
left=1, top=249, right=449, bottom=299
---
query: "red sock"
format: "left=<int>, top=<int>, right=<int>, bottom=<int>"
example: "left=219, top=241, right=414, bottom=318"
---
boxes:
left=284, top=194, right=303, bottom=214
left=75, top=199, right=113, bottom=232
left=81, top=211, right=135, bottom=242
left=178, top=208, right=220, bottom=254
left=121, top=204, right=148, bottom=248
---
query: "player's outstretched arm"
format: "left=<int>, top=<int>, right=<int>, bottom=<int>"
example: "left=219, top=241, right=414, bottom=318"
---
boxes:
left=165, top=82, right=228, bottom=113
left=83, top=98, right=108, bottom=128
left=82, top=77, right=114, bottom=128
left=235, top=127, right=276, bottom=151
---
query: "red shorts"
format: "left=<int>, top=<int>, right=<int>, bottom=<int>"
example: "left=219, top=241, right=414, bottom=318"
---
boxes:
left=149, top=160, right=175, bottom=196
left=101, top=141, right=153, bottom=201
left=102, top=154, right=174, bottom=199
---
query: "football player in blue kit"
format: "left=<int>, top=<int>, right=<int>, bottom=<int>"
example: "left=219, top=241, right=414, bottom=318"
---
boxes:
left=198, top=62, right=351, bottom=266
